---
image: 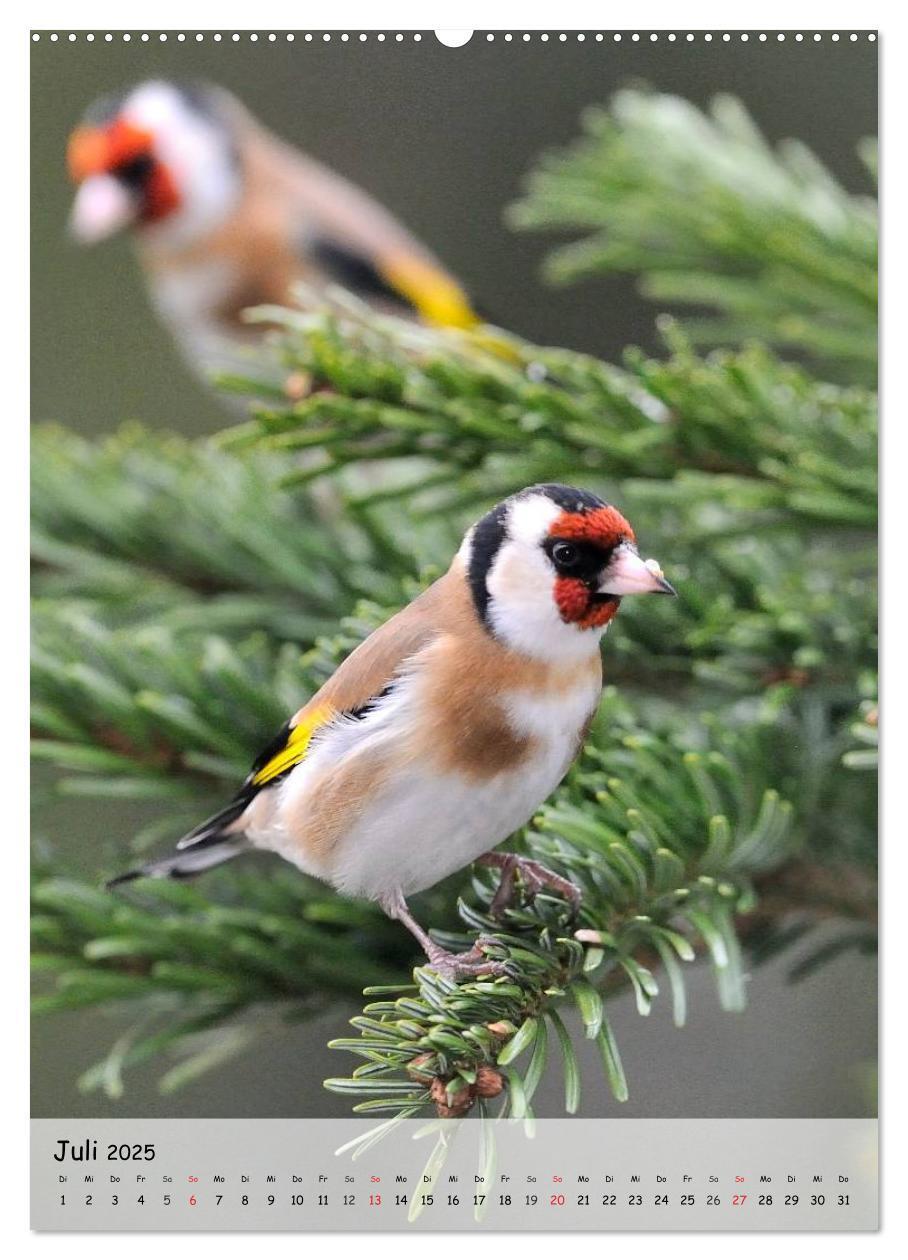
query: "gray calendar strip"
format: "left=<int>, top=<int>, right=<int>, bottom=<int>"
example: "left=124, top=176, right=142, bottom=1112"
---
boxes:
left=31, top=1117, right=878, bottom=1231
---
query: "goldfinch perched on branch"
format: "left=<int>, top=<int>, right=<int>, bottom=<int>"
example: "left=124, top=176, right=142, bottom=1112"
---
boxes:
left=67, top=80, right=481, bottom=381
left=110, top=485, right=675, bottom=977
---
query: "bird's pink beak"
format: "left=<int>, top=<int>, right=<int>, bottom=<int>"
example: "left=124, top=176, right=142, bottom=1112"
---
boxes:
left=69, top=175, right=137, bottom=244
left=599, top=543, right=676, bottom=596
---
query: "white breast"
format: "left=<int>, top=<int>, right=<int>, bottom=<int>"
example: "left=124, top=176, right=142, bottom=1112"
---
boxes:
left=504, top=677, right=601, bottom=742
left=149, top=263, right=252, bottom=379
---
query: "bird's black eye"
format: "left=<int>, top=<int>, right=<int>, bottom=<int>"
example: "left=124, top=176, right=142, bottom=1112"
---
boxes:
left=114, top=153, right=155, bottom=189
left=551, top=541, right=580, bottom=570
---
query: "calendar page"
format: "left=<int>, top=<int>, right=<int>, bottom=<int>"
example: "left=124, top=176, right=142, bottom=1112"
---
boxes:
left=30, top=26, right=879, bottom=1234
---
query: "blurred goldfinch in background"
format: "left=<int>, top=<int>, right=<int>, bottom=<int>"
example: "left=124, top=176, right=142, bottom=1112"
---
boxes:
left=68, top=80, right=482, bottom=382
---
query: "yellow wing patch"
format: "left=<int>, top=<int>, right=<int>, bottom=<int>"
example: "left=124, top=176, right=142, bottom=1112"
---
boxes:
left=380, top=254, right=480, bottom=330
left=379, top=254, right=526, bottom=368
left=250, top=704, right=335, bottom=787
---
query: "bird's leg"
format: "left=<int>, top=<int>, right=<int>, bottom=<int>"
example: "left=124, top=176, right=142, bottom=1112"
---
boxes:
left=476, top=852, right=583, bottom=916
left=378, top=889, right=508, bottom=980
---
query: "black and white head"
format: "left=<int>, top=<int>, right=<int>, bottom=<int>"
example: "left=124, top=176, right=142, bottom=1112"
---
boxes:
left=459, top=484, right=675, bottom=661
left=68, top=80, right=241, bottom=249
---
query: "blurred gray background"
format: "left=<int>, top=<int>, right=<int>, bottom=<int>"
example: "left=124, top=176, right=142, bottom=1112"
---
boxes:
left=31, top=31, right=877, bottom=1119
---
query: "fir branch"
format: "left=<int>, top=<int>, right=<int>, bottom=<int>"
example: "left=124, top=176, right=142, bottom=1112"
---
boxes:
left=32, top=424, right=407, bottom=642
left=32, top=870, right=405, bottom=1015
left=31, top=867, right=412, bottom=1098
left=509, top=91, right=877, bottom=382
left=221, top=308, right=876, bottom=534
left=32, top=599, right=312, bottom=803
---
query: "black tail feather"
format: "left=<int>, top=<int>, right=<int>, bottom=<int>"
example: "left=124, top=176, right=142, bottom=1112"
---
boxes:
left=106, top=833, right=249, bottom=888
left=175, top=797, right=250, bottom=851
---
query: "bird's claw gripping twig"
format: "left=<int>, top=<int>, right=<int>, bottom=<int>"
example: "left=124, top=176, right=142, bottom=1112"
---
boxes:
left=477, top=852, right=583, bottom=917
left=425, top=935, right=510, bottom=980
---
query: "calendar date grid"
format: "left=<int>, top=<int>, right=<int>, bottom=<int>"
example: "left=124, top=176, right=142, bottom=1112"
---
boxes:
left=32, top=1118, right=877, bottom=1231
